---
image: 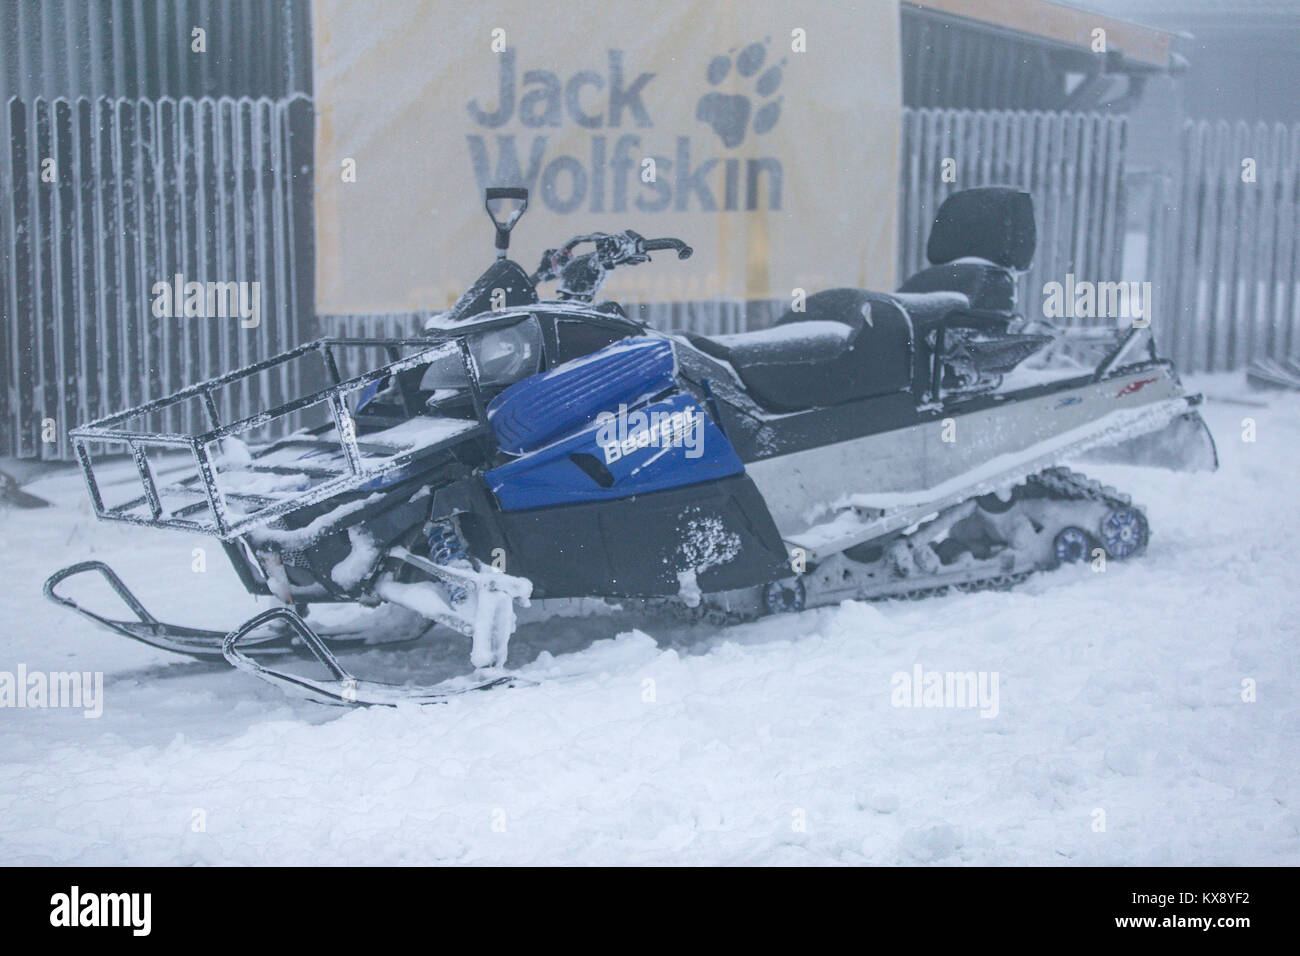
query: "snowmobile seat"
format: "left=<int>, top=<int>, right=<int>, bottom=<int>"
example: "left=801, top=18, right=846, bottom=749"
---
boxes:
left=681, top=289, right=913, bottom=412
left=897, top=259, right=1017, bottom=313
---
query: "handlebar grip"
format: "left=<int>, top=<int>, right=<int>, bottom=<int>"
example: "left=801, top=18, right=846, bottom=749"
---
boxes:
left=643, top=237, right=693, bottom=259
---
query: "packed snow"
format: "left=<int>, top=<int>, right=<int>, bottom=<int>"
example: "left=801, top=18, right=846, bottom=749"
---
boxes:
left=330, top=528, right=381, bottom=588
left=1, top=374, right=1297, bottom=865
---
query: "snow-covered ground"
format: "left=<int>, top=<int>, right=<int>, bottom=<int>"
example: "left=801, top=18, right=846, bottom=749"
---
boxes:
left=1, top=374, right=1297, bottom=865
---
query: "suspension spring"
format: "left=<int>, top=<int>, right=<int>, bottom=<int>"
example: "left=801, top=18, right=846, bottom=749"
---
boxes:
left=426, top=520, right=469, bottom=603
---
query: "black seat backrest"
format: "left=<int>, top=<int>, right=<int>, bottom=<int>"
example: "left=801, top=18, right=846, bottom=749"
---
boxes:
left=925, top=187, right=1036, bottom=270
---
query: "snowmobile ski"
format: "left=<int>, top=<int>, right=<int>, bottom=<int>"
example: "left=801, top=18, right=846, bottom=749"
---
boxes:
left=44, top=561, right=286, bottom=660
left=222, top=607, right=530, bottom=706
left=42, top=560, right=431, bottom=661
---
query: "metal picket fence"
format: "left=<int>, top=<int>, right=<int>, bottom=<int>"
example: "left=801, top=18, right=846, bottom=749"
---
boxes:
left=1157, top=120, right=1300, bottom=372
left=0, top=93, right=315, bottom=459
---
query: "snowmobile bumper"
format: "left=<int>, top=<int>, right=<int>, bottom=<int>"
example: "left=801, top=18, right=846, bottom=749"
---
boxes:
left=221, top=606, right=528, bottom=706
left=42, top=560, right=295, bottom=660
left=1080, top=405, right=1219, bottom=473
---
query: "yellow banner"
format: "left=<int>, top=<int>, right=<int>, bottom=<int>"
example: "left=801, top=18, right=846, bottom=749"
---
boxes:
left=313, top=0, right=901, bottom=313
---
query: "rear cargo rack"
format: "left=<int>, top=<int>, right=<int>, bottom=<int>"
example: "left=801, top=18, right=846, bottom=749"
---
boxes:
left=71, top=337, right=484, bottom=540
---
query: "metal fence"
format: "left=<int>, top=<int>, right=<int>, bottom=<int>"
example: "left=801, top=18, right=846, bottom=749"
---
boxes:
left=1156, top=120, right=1300, bottom=372
left=0, top=93, right=315, bottom=459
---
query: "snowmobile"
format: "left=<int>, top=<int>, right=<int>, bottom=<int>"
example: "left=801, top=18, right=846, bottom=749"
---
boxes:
left=45, top=185, right=1218, bottom=705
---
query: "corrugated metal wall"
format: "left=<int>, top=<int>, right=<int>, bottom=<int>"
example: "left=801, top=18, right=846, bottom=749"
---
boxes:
left=0, top=93, right=315, bottom=459
left=902, top=9, right=1064, bottom=111
left=10, top=4, right=1289, bottom=463
left=0, top=0, right=311, bottom=101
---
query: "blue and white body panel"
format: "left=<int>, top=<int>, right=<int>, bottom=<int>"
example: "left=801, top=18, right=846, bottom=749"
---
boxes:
left=484, top=339, right=744, bottom=511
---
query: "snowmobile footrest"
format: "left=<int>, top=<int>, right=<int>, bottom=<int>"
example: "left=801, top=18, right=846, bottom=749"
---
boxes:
left=222, top=606, right=529, bottom=706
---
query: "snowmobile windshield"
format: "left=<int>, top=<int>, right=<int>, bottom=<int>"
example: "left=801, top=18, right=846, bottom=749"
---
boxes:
left=418, top=316, right=543, bottom=391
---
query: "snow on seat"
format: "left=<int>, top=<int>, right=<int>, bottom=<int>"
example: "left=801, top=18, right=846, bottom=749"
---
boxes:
left=706, top=320, right=854, bottom=364
left=887, top=290, right=971, bottom=334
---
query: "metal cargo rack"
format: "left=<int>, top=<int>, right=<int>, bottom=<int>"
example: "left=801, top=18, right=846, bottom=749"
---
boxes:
left=70, top=337, right=486, bottom=540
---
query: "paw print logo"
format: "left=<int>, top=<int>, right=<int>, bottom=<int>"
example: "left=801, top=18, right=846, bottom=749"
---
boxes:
left=696, top=40, right=784, bottom=148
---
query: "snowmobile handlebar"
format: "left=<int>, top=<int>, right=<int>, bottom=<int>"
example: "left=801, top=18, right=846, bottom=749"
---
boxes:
left=530, top=230, right=692, bottom=286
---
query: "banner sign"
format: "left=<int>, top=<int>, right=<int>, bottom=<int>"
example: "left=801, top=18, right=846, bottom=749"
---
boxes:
left=313, top=0, right=901, bottom=313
